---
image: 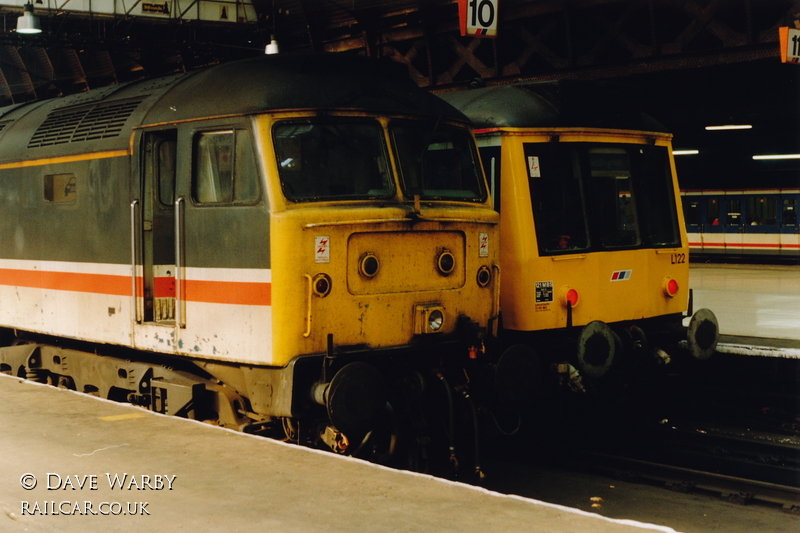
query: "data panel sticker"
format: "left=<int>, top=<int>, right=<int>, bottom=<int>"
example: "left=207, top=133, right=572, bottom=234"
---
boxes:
left=535, top=281, right=554, bottom=303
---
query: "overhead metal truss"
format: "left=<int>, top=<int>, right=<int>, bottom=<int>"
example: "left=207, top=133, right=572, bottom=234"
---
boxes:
left=0, top=0, right=797, bottom=104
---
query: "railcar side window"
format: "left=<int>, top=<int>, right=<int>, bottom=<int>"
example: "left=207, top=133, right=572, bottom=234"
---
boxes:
left=685, top=201, right=701, bottom=226
left=706, top=198, right=720, bottom=225
left=783, top=199, right=797, bottom=226
left=391, top=121, right=485, bottom=202
left=726, top=200, right=742, bottom=226
left=477, top=145, right=501, bottom=211
left=274, top=120, right=392, bottom=201
left=44, top=173, right=77, bottom=203
left=747, top=195, right=777, bottom=226
left=193, top=130, right=259, bottom=205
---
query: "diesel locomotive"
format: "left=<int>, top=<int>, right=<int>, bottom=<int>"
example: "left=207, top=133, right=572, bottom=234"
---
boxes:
left=441, top=81, right=719, bottom=409
left=0, top=54, right=500, bottom=465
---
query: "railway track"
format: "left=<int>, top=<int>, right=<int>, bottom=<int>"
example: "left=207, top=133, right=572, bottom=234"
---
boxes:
left=567, top=391, right=800, bottom=514
left=602, top=422, right=800, bottom=482
left=579, top=450, right=800, bottom=513
left=475, top=356, right=800, bottom=523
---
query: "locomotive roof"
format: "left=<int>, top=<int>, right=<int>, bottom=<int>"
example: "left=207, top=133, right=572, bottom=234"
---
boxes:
left=439, top=80, right=669, bottom=133
left=0, top=54, right=467, bottom=162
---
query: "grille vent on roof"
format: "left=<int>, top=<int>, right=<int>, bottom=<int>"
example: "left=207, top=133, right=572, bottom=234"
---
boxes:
left=28, top=98, right=144, bottom=148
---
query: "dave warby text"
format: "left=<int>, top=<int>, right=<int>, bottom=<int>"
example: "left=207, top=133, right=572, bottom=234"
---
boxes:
left=44, top=473, right=176, bottom=490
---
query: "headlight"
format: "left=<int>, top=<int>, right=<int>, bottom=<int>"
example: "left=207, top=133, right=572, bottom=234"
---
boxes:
left=414, top=304, right=445, bottom=335
left=428, top=309, right=444, bottom=332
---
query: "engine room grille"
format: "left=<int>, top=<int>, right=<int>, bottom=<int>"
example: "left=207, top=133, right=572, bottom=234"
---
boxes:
left=28, top=98, right=144, bottom=148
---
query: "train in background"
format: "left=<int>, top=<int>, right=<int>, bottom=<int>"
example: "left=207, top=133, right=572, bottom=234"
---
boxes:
left=0, top=53, right=502, bottom=470
left=441, top=81, right=719, bottom=412
left=681, top=189, right=800, bottom=260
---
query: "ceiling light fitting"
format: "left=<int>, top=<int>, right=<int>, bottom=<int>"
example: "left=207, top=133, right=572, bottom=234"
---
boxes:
left=752, top=154, right=800, bottom=160
left=704, top=125, right=752, bottom=131
left=17, top=3, right=41, bottom=35
left=265, top=36, right=279, bottom=54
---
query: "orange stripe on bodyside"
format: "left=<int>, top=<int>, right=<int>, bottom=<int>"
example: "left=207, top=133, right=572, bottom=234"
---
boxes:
left=0, top=268, right=272, bottom=306
left=0, top=268, right=131, bottom=296
left=184, top=279, right=272, bottom=306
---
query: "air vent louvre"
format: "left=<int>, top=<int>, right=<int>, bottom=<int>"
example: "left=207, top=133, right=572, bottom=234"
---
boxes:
left=28, top=98, right=143, bottom=148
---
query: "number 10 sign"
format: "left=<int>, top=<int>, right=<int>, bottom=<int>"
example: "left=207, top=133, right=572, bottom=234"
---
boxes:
left=459, top=0, right=499, bottom=37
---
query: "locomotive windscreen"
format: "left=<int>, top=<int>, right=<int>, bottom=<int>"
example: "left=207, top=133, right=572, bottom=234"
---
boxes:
left=274, top=120, right=393, bottom=201
left=391, top=121, right=485, bottom=202
left=273, top=118, right=485, bottom=203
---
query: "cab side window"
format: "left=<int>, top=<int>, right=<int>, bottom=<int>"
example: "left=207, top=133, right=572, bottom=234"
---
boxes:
left=193, top=130, right=259, bottom=205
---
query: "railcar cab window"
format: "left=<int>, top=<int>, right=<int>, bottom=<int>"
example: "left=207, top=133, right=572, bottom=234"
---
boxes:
left=193, top=130, right=259, bottom=205
left=524, top=143, right=590, bottom=253
left=273, top=120, right=393, bottom=201
left=588, top=148, right=642, bottom=247
left=524, top=142, right=681, bottom=255
left=391, top=121, right=485, bottom=202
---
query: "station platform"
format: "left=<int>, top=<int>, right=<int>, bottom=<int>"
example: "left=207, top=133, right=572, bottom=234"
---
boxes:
left=0, top=374, right=677, bottom=533
left=689, top=263, right=800, bottom=357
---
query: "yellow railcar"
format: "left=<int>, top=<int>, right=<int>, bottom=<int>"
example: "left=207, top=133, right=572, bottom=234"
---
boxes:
left=442, top=82, right=718, bottom=397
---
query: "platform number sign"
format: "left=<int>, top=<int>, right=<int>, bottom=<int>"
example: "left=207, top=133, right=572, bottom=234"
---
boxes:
left=779, top=27, right=800, bottom=63
left=459, top=0, right=499, bottom=37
